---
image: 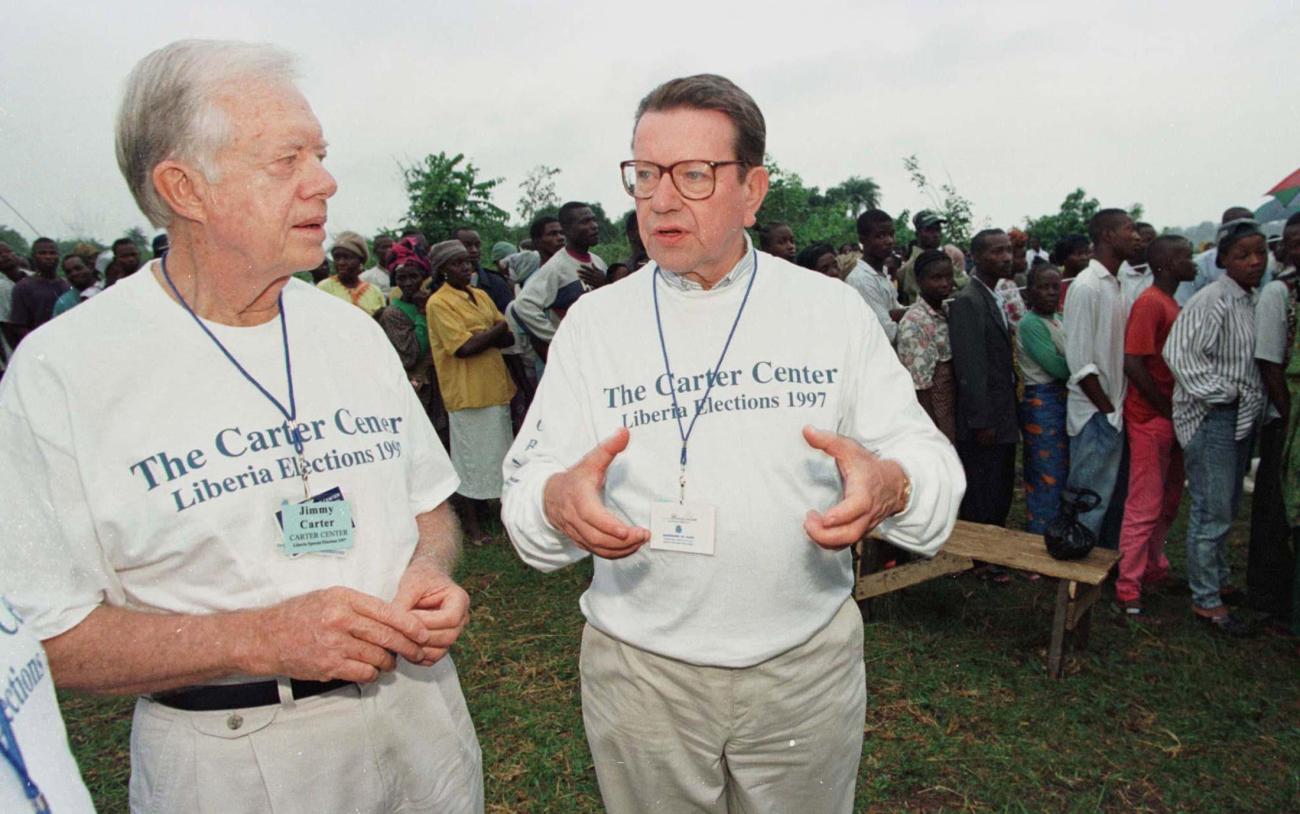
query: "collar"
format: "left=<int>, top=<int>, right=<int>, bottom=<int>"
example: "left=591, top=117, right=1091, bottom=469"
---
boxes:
left=1083, top=259, right=1121, bottom=286
left=565, top=246, right=592, bottom=264
left=918, top=297, right=947, bottom=320
left=971, top=274, right=1002, bottom=299
left=857, top=257, right=889, bottom=279
left=1119, top=262, right=1150, bottom=278
left=1218, top=274, right=1250, bottom=300
left=656, top=234, right=756, bottom=292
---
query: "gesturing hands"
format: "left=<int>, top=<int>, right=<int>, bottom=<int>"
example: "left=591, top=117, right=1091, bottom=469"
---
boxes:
left=543, top=427, right=651, bottom=559
left=802, top=425, right=910, bottom=550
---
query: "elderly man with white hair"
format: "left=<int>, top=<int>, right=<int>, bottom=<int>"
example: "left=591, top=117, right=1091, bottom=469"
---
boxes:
left=0, top=40, right=483, bottom=813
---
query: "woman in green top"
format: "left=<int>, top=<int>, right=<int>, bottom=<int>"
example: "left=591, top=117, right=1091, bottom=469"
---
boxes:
left=1016, top=264, right=1071, bottom=533
left=379, top=259, right=449, bottom=449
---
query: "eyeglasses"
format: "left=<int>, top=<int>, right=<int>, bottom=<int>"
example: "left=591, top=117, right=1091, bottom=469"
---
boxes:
left=620, top=159, right=749, bottom=201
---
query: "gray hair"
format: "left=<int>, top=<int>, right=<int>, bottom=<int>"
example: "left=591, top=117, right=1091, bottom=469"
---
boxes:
left=634, top=74, right=766, bottom=170
left=115, top=40, right=298, bottom=227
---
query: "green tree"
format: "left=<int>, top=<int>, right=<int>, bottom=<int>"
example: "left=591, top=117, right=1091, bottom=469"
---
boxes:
left=756, top=158, right=857, bottom=249
left=903, top=154, right=974, bottom=247
left=401, top=152, right=508, bottom=244
left=825, top=176, right=881, bottom=218
left=1023, top=188, right=1100, bottom=251
left=0, top=225, right=29, bottom=256
left=893, top=210, right=915, bottom=252
left=516, top=165, right=561, bottom=224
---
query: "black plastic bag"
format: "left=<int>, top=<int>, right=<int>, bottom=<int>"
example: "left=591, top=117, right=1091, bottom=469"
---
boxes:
left=1043, top=487, right=1101, bottom=561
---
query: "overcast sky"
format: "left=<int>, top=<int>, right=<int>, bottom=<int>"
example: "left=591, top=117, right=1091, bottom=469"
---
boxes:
left=2, top=0, right=1297, bottom=245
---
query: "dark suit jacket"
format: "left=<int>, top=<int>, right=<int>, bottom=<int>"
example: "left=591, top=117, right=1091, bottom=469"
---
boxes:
left=948, top=278, right=1019, bottom=444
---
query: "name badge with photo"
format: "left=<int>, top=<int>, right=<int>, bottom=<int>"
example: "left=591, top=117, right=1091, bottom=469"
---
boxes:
left=649, top=502, right=716, bottom=556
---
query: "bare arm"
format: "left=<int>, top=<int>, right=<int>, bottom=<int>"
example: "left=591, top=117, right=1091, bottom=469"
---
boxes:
left=454, top=321, right=511, bottom=358
left=392, top=502, right=471, bottom=665
left=1123, top=353, right=1169, bottom=418
left=1259, top=359, right=1289, bottom=419
left=42, top=586, right=434, bottom=695
left=1077, top=373, right=1116, bottom=415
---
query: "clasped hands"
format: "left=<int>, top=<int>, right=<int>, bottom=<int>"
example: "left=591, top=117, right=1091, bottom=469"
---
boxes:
left=542, top=425, right=910, bottom=559
left=248, top=558, right=468, bottom=685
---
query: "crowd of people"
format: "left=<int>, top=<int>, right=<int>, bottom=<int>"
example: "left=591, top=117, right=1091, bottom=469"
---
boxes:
left=11, top=196, right=1289, bottom=636
left=777, top=205, right=1298, bottom=639
left=0, top=36, right=1295, bottom=814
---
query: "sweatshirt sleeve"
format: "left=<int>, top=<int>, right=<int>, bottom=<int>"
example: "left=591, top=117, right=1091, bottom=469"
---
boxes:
left=1019, top=314, right=1070, bottom=380
left=500, top=311, right=599, bottom=571
left=512, top=261, right=562, bottom=343
left=837, top=296, right=965, bottom=556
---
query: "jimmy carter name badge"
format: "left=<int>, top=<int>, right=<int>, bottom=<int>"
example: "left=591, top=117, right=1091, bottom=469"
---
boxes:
left=649, top=502, right=716, bottom=556
left=276, top=487, right=355, bottom=556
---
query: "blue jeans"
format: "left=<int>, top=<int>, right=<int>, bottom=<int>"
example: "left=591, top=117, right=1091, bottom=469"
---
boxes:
left=1182, top=405, right=1255, bottom=611
left=1067, top=411, right=1126, bottom=548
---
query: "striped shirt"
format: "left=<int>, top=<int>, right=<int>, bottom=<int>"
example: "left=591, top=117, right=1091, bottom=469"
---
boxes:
left=1162, top=274, right=1264, bottom=446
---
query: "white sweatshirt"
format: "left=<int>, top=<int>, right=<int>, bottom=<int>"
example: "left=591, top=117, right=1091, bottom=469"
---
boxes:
left=501, top=250, right=964, bottom=667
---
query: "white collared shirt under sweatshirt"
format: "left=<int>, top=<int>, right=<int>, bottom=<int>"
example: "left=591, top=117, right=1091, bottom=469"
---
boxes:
left=501, top=244, right=964, bottom=668
left=1062, top=259, right=1127, bottom=435
left=846, top=258, right=900, bottom=343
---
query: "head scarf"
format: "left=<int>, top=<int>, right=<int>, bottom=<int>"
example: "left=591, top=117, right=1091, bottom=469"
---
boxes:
left=428, top=239, right=469, bottom=274
left=330, top=231, right=369, bottom=264
left=491, top=241, right=516, bottom=264
left=507, top=250, right=541, bottom=284
left=1007, top=228, right=1028, bottom=250
left=386, top=242, right=430, bottom=276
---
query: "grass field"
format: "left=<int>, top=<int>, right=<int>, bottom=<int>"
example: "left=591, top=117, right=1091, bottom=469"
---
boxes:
left=63, top=499, right=1300, bottom=813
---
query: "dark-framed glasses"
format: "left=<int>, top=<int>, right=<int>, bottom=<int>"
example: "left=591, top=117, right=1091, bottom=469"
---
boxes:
left=620, top=159, right=748, bottom=201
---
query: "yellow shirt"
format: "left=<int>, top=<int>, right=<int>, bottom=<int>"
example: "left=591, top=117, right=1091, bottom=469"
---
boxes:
left=426, top=284, right=516, bottom=411
left=317, top=276, right=387, bottom=315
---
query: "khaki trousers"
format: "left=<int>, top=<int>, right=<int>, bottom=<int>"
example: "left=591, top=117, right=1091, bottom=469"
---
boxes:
left=580, top=598, right=866, bottom=814
left=128, top=657, right=483, bottom=814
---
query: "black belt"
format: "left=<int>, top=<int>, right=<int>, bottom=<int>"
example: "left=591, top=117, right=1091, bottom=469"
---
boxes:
left=152, top=678, right=355, bottom=711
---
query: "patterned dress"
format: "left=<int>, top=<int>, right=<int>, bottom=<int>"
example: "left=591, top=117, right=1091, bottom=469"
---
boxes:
left=1016, top=311, right=1070, bottom=533
left=896, top=298, right=955, bottom=441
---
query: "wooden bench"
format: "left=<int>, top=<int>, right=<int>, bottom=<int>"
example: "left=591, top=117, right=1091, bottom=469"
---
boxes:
left=853, top=521, right=1121, bottom=678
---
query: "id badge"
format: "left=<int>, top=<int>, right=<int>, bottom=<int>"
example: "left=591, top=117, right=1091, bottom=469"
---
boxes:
left=649, top=502, right=716, bottom=556
left=276, top=487, right=355, bottom=556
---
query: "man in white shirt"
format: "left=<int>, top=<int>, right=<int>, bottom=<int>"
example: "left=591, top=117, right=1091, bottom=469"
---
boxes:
left=1063, top=208, right=1144, bottom=548
left=0, top=241, right=29, bottom=372
left=0, top=594, right=96, bottom=812
left=844, top=208, right=904, bottom=343
left=358, top=232, right=394, bottom=296
left=0, top=40, right=482, bottom=813
left=501, top=73, right=963, bottom=814
left=1118, top=221, right=1157, bottom=313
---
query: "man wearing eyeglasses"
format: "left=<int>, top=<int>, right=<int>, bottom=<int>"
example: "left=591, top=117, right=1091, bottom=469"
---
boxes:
left=501, top=75, right=963, bottom=813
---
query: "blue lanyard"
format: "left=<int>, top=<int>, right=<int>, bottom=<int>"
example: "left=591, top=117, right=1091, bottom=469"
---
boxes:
left=0, top=710, right=49, bottom=813
left=160, top=257, right=303, bottom=456
left=651, top=249, right=758, bottom=502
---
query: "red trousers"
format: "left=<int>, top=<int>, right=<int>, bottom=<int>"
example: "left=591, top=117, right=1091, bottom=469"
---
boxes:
left=1116, top=415, right=1183, bottom=602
